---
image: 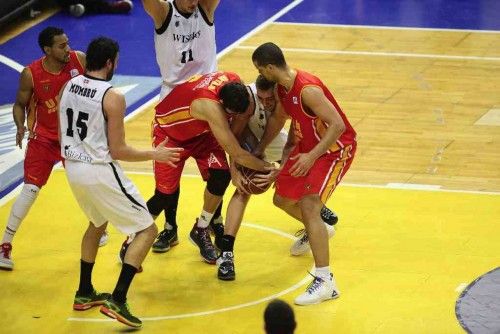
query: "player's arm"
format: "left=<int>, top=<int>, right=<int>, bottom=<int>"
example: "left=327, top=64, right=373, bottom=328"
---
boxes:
left=142, top=0, right=170, bottom=29
left=192, top=99, right=272, bottom=172
left=13, top=68, right=33, bottom=149
left=288, top=86, right=345, bottom=177
left=254, top=98, right=288, bottom=158
left=75, top=51, right=86, bottom=69
left=199, top=0, right=220, bottom=22
left=229, top=106, right=252, bottom=140
left=105, top=88, right=182, bottom=163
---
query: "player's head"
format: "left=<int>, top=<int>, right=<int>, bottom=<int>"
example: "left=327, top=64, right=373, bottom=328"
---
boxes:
left=264, top=299, right=296, bottom=334
left=85, top=37, right=120, bottom=81
left=252, top=42, right=287, bottom=82
left=219, top=82, right=250, bottom=114
left=38, top=26, right=70, bottom=63
left=174, top=0, right=199, bottom=14
left=255, top=74, right=276, bottom=113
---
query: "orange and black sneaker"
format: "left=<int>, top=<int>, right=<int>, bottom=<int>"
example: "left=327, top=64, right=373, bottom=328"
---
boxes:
left=100, top=297, right=142, bottom=328
left=73, top=289, right=111, bottom=311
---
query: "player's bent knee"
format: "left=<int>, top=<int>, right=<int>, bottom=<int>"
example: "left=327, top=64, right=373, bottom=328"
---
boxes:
left=206, top=169, right=230, bottom=196
left=273, top=193, right=290, bottom=209
left=147, top=188, right=179, bottom=216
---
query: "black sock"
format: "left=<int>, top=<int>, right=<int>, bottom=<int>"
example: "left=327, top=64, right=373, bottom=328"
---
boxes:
left=78, top=260, right=94, bottom=295
left=164, top=188, right=180, bottom=230
left=112, top=263, right=137, bottom=303
left=210, top=201, right=223, bottom=224
left=220, top=235, right=235, bottom=252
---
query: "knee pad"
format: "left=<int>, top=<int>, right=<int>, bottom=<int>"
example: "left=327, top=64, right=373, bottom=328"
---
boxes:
left=11, top=183, right=40, bottom=220
left=206, top=169, right=230, bottom=196
left=146, top=188, right=179, bottom=216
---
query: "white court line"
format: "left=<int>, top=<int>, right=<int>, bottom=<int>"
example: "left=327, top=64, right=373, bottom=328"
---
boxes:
left=68, top=222, right=311, bottom=322
left=120, top=170, right=500, bottom=196
left=274, top=21, right=500, bottom=34
left=455, top=283, right=468, bottom=293
left=236, top=45, right=500, bottom=62
left=0, top=54, right=24, bottom=72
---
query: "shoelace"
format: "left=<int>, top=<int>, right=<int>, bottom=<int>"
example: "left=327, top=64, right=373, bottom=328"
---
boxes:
left=305, top=271, right=325, bottom=294
left=1, top=244, right=12, bottom=259
left=294, top=229, right=308, bottom=243
left=199, top=228, right=215, bottom=249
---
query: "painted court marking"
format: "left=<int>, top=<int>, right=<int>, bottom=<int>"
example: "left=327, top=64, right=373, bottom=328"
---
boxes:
left=68, top=222, right=310, bottom=322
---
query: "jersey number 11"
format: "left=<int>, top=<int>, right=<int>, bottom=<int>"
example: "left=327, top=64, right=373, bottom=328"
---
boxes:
left=181, top=49, right=194, bottom=63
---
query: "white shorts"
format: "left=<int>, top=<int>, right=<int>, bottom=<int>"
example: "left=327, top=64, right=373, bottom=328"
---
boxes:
left=264, top=130, right=288, bottom=162
left=64, top=160, right=153, bottom=235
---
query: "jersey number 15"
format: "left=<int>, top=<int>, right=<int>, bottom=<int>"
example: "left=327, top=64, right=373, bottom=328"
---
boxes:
left=65, top=108, right=89, bottom=141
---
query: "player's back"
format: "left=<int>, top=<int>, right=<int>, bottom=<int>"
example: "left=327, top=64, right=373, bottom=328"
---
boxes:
left=154, top=71, right=241, bottom=142
left=59, top=74, right=113, bottom=164
left=28, top=51, right=84, bottom=142
left=154, top=1, right=217, bottom=98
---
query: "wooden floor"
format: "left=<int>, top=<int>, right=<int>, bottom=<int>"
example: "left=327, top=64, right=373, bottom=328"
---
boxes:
left=1, top=23, right=500, bottom=333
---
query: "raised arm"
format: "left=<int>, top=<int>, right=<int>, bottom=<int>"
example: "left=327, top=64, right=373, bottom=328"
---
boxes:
left=13, top=68, right=33, bottom=149
left=199, top=0, right=220, bottom=22
left=142, top=0, right=170, bottom=29
left=192, top=99, right=272, bottom=172
left=105, top=88, right=182, bottom=163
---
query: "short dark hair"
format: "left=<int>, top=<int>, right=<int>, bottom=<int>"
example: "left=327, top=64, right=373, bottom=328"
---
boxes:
left=219, top=82, right=250, bottom=114
left=85, top=37, right=119, bottom=72
left=264, top=299, right=296, bottom=334
left=256, top=74, right=275, bottom=91
left=252, top=42, right=286, bottom=68
left=38, top=26, right=64, bottom=54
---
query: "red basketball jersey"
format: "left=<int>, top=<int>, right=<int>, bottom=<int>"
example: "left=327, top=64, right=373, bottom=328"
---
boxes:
left=277, top=70, right=356, bottom=153
left=154, top=71, right=241, bottom=141
left=27, top=51, right=84, bottom=142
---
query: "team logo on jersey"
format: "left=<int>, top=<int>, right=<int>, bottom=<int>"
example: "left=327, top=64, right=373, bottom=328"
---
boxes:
left=292, top=96, right=298, bottom=104
left=70, top=69, right=79, bottom=77
left=207, top=152, right=222, bottom=167
left=42, top=84, right=51, bottom=92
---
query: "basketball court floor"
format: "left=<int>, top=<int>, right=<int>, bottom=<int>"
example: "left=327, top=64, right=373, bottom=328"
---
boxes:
left=0, top=1, right=499, bottom=333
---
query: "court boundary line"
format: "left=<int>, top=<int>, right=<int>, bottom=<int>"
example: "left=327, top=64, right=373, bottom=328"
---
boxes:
left=68, top=222, right=311, bottom=322
left=274, top=21, right=500, bottom=34
left=236, top=45, right=500, bottom=62
left=0, top=54, right=24, bottom=72
left=114, top=170, right=500, bottom=196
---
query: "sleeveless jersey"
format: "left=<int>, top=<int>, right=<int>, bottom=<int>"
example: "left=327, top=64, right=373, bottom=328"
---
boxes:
left=154, top=71, right=240, bottom=142
left=59, top=74, right=113, bottom=164
left=27, top=51, right=84, bottom=142
left=276, top=70, right=356, bottom=154
left=247, top=83, right=287, bottom=161
left=154, top=1, right=217, bottom=98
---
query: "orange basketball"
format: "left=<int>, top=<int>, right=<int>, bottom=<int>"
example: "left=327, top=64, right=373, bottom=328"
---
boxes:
left=237, top=166, right=271, bottom=195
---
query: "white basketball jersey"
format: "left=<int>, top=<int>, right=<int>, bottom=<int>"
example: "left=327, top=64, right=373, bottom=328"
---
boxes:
left=155, top=1, right=217, bottom=98
left=59, top=74, right=113, bottom=164
left=247, top=83, right=288, bottom=162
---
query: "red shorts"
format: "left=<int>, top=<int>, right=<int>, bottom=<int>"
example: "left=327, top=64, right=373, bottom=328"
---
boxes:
left=275, top=143, right=356, bottom=203
left=24, top=138, right=62, bottom=187
left=153, top=132, right=229, bottom=194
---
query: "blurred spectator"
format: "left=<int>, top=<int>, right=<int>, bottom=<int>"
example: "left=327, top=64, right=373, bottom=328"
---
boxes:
left=56, top=0, right=133, bottom=17
left=264, top=299, right=296, bottom=334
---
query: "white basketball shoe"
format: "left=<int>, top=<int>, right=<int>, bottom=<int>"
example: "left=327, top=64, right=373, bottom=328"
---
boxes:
left=290, top=223, right=335, bottom=256
left=294, top=272, right=339, bottom=305
left=0, top=242, right=14, bottom=270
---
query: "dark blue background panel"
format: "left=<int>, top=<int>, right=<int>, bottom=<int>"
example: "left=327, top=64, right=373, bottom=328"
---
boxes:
left=279, top=0, right=500, bottom=31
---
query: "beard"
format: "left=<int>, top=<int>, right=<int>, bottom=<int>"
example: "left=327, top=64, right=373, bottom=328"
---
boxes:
left=106, top=68, right=115, bottom=81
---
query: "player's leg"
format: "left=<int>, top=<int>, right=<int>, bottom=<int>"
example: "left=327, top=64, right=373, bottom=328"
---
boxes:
left=216, top=190, right=251, bottom=280
left=1, top=139, right=54, bottom=270
left=294, top=194, right=339, bottom=306
left=190, top=136, right=231, bottom=264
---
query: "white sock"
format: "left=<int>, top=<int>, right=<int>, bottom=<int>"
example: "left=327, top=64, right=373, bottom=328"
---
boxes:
left=197, top=210, right=213, bottom=228
left=213, top=216, right=223, bottom=225
left=165, top=222, right=174, bottom=230
left=2, top=184, right=39, bottom=244
left=315, top=266, right=331, bottom=280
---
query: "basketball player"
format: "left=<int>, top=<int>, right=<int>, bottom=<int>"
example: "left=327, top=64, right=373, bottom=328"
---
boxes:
left=252, top=43, right=357, bottom=305
left=216, top=75, right=339, bottom=281
left=0, top=27, right=103, bottom=270
left=151, top=71, right=275, bottom=264
left=140, top=0, right=224, bottom=255
left=58, top=37, right=182, bottom=328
